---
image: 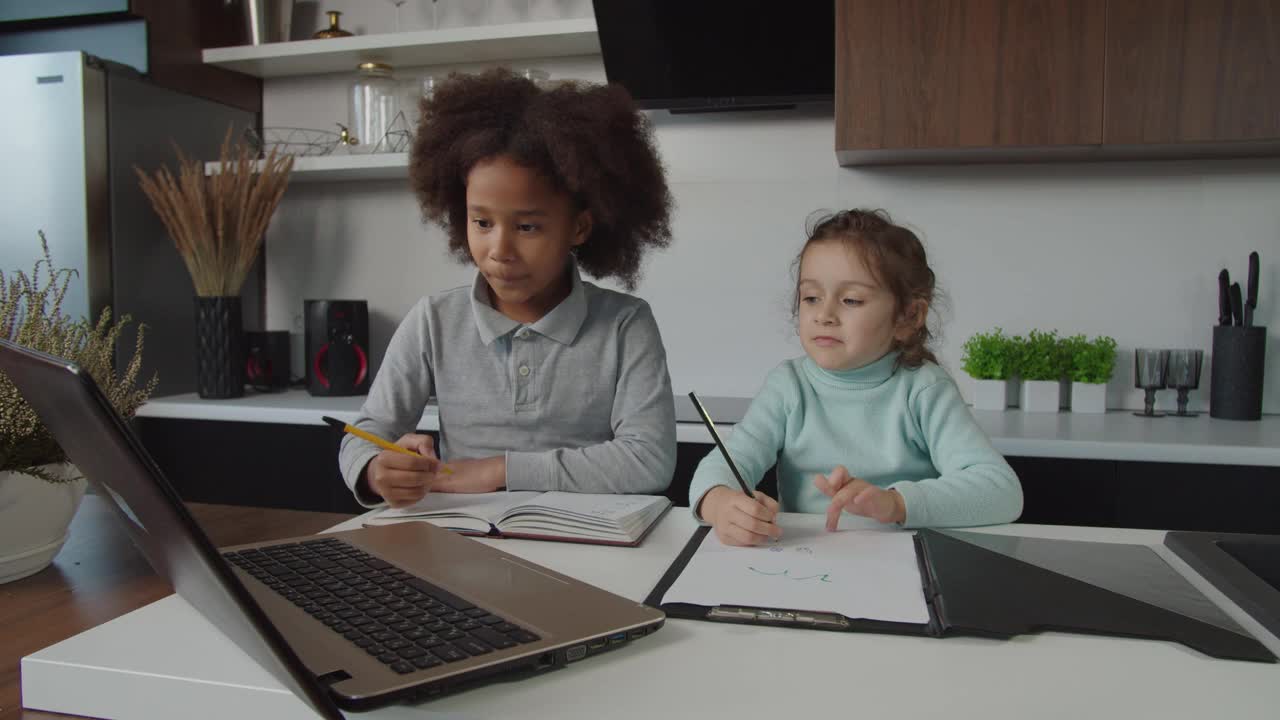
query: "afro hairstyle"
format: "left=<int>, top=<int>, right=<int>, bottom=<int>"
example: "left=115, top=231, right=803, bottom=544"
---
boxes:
left=408, top=67, right=674, bottom=291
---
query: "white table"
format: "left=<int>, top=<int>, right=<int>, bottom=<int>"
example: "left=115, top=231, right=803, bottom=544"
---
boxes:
left=21, top=512, right=1280, bottom=720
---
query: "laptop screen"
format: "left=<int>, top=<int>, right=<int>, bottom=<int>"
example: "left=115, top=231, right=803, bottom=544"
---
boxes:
left=0, top=339, right=343, bottom=720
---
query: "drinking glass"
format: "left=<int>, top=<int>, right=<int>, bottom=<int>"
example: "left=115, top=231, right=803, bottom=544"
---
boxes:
left=1166, top=349, right=1203, bottom=417
left=386, top=0, right=408, bottom=32
left=1133, top=348, right=1169, bottom=417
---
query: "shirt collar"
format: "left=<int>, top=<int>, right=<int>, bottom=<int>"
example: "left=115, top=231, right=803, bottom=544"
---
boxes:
left=470, top=262, right=588, bottom=346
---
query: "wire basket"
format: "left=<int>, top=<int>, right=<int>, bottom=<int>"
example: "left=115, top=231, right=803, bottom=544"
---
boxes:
left=244, top=127, right=343, bottom=157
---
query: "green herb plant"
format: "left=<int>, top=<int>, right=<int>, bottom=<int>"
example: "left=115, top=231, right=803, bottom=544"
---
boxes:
left=961, top=328, right=1018, bottom=380
left=1065, top=334, right=1118, bottom=384
left=1017, top=329, right=1069, bottom=382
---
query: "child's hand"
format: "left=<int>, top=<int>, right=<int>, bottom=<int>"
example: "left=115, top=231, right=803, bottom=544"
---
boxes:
left=700, top=486, right=783, bottom=546
left=429, top=456, right=506, bottom=494
left=813, top=465, right=906, bottom=530
left=367, top=433, right=441, bottom=507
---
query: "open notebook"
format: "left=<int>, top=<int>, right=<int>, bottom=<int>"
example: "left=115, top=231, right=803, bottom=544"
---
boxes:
left=365, top=491, right=672, bottom=547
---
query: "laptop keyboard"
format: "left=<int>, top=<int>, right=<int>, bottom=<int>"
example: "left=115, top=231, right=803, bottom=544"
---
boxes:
left=223, top=537, right=541, bottom=675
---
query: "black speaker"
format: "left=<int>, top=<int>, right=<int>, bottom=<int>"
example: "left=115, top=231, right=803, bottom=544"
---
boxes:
left=244, top=330, right=291, bottom=391
left=305, top=300, right=370, bottom=396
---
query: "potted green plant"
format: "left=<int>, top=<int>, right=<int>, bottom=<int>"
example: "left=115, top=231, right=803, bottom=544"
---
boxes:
left=0, top=233, right=157, bottom=584
left=961, top=328, right=1019, bottom=410
left=1065, top=334, right=1117, bottom=414
left=1017, top=329, right=1069, bottom=412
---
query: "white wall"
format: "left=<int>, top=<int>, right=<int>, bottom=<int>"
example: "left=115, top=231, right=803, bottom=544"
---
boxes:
left=261, top=24, right=1279, bottom=414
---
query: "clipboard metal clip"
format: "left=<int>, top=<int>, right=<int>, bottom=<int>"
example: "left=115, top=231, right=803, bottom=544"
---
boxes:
left=708, top=606, right=850, bottom=630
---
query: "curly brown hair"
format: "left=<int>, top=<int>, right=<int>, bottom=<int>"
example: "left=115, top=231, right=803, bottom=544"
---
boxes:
left=409, top=68, right=673, bottom=290
left=792, top=209, right=939, bottom=369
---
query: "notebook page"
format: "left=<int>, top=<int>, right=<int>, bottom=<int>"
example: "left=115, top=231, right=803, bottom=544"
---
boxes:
left=498, top=516, right=629, bottom=541
left=368, top=491, right=540, bottom=529
left=497, top=507, right=661, bottom=538
left=502, top=492, right=668, bottom=527
left=661, top=523, right=930, bottom=625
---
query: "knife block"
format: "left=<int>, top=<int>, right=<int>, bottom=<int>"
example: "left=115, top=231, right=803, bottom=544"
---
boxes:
left=1209, top=325, right=1266, bottom=421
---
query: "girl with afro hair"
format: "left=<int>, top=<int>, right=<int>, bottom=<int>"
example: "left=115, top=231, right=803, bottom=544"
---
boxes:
left=339, top=68, right=677, bottom=508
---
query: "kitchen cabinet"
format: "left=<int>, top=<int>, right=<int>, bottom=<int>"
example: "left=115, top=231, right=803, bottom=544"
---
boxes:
left=0, top=0, right=260, bottom=112
left=1104, top=0, right=1280, bottom=145
left=836, top=0, right=1106, bottom=163
left=130, top=0, right=261, bottom=112
left=836, top=0, right=1280, bottom=164
left=135, top=416, right=1280, bottom=535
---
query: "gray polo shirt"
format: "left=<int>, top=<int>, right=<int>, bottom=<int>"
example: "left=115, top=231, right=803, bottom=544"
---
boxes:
left=339, top=263, right=677, bottom=507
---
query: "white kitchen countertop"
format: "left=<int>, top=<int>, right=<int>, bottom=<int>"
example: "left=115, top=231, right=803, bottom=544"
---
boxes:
left=136, top=390, right=1280, bottom=467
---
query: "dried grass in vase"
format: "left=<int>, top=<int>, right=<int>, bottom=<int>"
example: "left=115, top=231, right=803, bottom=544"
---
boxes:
left=135, top=128, right=293, bottom=297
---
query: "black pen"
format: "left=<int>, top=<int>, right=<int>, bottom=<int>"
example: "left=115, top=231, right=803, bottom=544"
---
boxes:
left=688, top=391, right=755, bottom=499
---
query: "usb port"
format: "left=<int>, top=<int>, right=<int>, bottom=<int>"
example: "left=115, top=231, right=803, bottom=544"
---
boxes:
left=608, top=632, right=627, bottom=645
left=587, top=637, right=607, bottom=651
left=566, top=644, right=587, bottom=662
left=628, top=629, right=645, bottom=640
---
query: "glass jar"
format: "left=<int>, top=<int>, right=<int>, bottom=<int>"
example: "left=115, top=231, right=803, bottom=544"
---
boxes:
left=348, top=62, right=401, bottom=153
left=403, top=74, right=437, bottom=129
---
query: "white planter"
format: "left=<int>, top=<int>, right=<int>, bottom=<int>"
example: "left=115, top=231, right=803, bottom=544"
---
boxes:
left=0, top=463, right=86, bottom=584
left=1072, top=382, right=1107, bottom=413
left=1020, top=380, right=1061, bottom=413
left=971, top=378, right=1015, bottom=410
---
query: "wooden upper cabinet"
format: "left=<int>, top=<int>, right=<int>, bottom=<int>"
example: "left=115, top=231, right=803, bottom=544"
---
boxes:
left=130, top=0, right=261, bottom=114
left=836, top=0, right=1106, bottom=162
left=1104, top=0, right=1280, bottom=145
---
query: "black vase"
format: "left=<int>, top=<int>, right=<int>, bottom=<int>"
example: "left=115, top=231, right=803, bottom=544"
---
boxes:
left=194, top=296, right=244, bottom=399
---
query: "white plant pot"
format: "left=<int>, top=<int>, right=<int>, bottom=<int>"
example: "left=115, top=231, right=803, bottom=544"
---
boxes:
left=971, top=378, right=1014, bottom=411
left=1020, top=380, right=1061, bottom=413
left=1072, top=382, right=1107, bottom=414
left=0, top=463, right=86, bottom=584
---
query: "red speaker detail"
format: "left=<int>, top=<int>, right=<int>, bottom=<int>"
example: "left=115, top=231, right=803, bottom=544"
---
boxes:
left=305, top=300, right=370, bottom=396
left=244, top=330, right=291, bottom=391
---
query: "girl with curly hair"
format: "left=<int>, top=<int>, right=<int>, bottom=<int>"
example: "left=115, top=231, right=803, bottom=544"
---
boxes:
left=689, top=209, right=1022, bottom=545
left=339, top=69, right=677, bottom=507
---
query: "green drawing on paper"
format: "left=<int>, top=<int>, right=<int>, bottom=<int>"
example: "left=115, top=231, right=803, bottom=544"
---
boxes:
left=768, top=545, right=814, bottom=555
left=747, top=567, right=833, bottom=583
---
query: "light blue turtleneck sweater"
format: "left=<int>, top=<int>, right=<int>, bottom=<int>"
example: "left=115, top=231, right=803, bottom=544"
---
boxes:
left=689, top=352, right=1023, bottom=529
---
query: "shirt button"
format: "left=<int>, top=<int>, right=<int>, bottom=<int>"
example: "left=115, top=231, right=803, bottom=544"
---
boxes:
left=518, top=365, right=531, bottom=377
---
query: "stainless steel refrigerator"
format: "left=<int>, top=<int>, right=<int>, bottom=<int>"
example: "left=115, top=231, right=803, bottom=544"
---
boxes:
left=0, top=51, right=260, bottom=396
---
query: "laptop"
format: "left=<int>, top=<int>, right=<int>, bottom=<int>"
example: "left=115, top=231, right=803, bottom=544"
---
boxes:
left=0, top=340, right=665, bottom=716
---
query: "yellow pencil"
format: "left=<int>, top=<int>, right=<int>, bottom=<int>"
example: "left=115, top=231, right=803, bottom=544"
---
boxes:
left=321, top=416, right=452, bottom=474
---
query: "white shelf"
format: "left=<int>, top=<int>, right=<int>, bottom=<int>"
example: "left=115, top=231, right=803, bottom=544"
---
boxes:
left=136, top=389, right=717, bottom=443
left=202, top=18, right=600, bottom=78
left=135, top=389, right=437, bottom=428
left=205, top=153, right=410, bottom=183
left=136, top=391, right=1280, bottom=467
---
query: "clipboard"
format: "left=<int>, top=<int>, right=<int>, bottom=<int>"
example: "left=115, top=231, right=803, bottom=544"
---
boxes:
left=644, top=525, right=1277, bottom=663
